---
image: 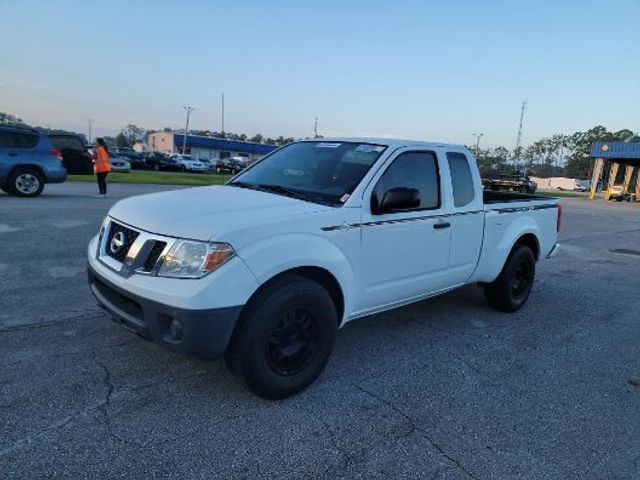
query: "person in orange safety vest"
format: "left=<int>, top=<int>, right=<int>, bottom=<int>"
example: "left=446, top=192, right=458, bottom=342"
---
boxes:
left=93, top=138, right=112, bottom=197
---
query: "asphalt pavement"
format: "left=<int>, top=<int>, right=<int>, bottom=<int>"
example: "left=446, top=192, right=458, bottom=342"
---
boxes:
left=2, top=182, right=639, bottom=479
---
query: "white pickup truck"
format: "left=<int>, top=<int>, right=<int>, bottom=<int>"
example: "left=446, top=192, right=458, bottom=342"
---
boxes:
left=88, top=138, right=560, bottom=399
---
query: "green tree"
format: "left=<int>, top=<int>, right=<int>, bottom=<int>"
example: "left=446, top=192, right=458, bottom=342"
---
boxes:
left=121, top=124, right=145, bottom=145
left=564, top=126, right=639, bottom=178
left=249, top=134, right=264, bottom=143
left=0, top=112, right=24, bottom=125
left=115, top=133, right=129, bottom=148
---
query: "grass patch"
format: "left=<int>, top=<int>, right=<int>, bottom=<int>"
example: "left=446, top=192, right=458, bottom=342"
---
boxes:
left=536, top=189, right=588, bottom=198
left=68, top=171, right=234, bottom=186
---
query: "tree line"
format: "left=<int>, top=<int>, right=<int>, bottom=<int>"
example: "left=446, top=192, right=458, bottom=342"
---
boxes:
left=2, top=112, right=637, bottom=179
left=471, top=126, right=638, bottom=179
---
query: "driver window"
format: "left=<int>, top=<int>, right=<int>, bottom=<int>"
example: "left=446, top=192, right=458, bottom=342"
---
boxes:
left=372, top=151, right=440, bottom=212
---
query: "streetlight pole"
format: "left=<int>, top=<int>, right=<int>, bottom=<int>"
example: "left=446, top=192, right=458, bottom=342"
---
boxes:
left=471, top=133, right=484, bottom=156
left=182, top=106, right=195, bottom=154
left=87, top=118, right=95, bottom=143
left=221, top=92, right=225, bottom=136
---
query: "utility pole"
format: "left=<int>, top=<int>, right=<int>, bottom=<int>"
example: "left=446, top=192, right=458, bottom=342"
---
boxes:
left=514, top=99, right=527, bottom=169
left=313, top=117, right=319, bottom=138
left=221, top=92, right=225, bottom=136
left=182, top=106, right=195, bottom=154
left=471, top=133, right=484, bottom=156
left=87, top=118, right=95, bottom=143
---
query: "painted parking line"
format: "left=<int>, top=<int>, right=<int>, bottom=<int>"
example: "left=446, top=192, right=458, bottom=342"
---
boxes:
left=47, top=266, right=85, bottom=278
left=0, top=223, right=21, bottom=233
left=50, top=220, right=90, bottom=228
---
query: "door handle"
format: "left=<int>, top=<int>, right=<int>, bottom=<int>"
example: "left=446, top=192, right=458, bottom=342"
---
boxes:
left=433, top=221, right=450, bottom=229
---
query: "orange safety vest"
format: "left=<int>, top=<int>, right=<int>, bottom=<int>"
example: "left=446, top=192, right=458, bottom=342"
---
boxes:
left=95, top=146, right=112, bottom=173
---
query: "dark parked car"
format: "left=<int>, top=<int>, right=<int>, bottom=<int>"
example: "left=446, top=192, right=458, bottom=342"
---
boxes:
left=143, top=151, right=172, bottom=170
left=0, top=125, right=67, bottom=197
left=215, top=158, right=245, bottom=174
left=116, top=148, right=144, bottom=168
left=48, top=134, right=93, bottom=175
left=482, top=174, right=537, bottom=193
left=155, top=154, right=184, bottom=172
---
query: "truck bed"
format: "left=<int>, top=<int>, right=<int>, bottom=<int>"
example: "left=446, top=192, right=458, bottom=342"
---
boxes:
left=483, top=190, right=554, bottom=204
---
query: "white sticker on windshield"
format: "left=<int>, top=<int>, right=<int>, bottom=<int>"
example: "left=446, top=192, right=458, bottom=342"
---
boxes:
left=340, top=194, right=350, bottom=203
left=355, top=144, right=385, bottom=153
left=316, top=142, right=342, bottom=148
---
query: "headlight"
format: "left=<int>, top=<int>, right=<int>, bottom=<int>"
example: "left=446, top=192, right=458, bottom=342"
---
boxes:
left=157, top=240, right=235, bottom=278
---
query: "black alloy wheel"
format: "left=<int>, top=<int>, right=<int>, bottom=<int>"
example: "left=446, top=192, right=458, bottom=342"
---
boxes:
left=266, top=308, right=319, bottom=376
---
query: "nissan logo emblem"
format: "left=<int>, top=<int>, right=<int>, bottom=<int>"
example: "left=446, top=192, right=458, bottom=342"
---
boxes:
left=110, top=231, right=126, bottom=254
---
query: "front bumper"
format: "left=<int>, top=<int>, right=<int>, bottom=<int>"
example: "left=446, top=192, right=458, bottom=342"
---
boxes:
left=88, top=264, right=242, bottom=358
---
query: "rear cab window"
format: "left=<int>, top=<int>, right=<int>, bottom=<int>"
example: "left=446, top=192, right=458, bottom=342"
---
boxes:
left=446, top=152, right=475, bottom=207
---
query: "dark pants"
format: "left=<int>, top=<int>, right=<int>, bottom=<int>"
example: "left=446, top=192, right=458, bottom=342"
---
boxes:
left=97, top=172, right=108, bottom=194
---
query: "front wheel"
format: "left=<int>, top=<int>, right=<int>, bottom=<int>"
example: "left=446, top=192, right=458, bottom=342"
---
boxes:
left=225, top=275, right=337, bottom=399
left=484, top=244, right=535, bottom=312
left=8, top=168, right=44, bottom=197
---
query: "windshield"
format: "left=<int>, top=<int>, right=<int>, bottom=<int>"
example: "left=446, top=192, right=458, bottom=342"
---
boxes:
left=229, top=141, right=386, bottom=205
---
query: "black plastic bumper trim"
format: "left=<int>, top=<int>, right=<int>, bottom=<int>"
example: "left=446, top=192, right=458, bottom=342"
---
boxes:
left=88, top=264, right=242, bottom=359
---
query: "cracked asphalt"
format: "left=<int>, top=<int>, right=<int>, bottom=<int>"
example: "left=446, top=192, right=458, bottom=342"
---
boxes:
left=2, top=182, right=640, bottom=479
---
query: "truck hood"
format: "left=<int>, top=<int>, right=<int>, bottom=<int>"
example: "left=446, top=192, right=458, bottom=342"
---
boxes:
left=108, top=185, right=333, bottom=241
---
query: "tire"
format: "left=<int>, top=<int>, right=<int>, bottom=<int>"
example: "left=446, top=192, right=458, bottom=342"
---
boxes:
left=519, top=185, right=528, bottom=193
left=180, top=165, right=186, bottom=172
left=153, top=164, right=159, bottom=171
left=225, top=275, right=337, bottom=399
left=8, top=168, right=44, bottom=198
left=484, top=244, right=535, bottom=312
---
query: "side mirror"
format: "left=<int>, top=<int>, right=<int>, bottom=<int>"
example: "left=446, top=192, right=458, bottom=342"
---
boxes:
left=376, top=187, right=420, bottom=213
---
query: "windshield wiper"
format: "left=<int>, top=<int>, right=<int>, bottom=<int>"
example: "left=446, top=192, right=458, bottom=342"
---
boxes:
left=255, top=184, right=310, bottom=200
left=230, top=181, right=336, bottom=206
left=227, top=180, right=262, bottom=191
left=259, top=184, right=339, bottom=206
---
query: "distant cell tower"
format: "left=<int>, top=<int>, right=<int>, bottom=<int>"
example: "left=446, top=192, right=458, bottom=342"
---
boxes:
left=313, top=117, right=319, bottom=138
left=514, top=99, right=528, bottom=166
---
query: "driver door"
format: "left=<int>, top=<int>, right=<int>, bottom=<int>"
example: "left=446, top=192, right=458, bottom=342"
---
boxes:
left=354, top=149, right=453, bottom=314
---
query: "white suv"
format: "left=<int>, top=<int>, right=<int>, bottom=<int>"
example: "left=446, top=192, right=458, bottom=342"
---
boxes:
left=169, top=154, right=206, bottom=173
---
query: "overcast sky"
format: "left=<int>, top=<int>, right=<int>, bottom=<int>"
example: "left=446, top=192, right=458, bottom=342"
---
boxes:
left=1, top=0, right=639, bottom=147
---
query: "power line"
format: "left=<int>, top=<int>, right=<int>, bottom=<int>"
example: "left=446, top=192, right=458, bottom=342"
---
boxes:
left=182, top=106, right=195, bottom=154
left=514, top=99, right=528, bottom=167
left=87, top=118, right=95, bottom=142
left=221, top=92, right=225, bottom=136
left=471, top=133, right=484, bottom=155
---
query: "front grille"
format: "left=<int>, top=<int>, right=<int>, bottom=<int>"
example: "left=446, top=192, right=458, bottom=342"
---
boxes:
left=143, top=241, right=167, bottom=271
left=106, top=222, right=139, bottom=262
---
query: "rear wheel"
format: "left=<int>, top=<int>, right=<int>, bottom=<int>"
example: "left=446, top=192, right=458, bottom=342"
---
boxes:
left=8, top=168, right=44, bottom=197
left=484, top=244, right=535, bottom=312
left=225, top=275, right=337, bottom=399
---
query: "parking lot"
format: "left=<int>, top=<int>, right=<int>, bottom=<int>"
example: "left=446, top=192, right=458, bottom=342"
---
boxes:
left=2, top=182, right=639, bottom=479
